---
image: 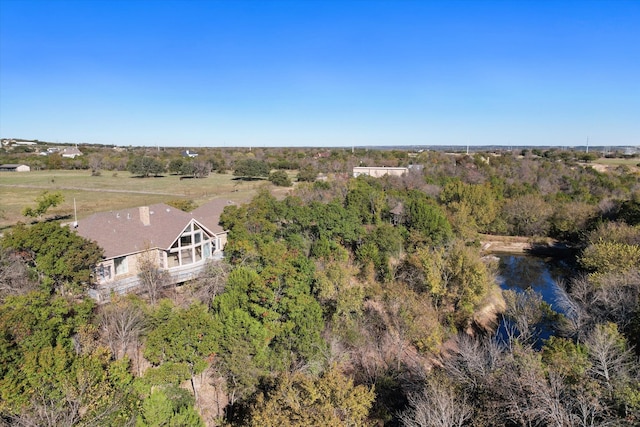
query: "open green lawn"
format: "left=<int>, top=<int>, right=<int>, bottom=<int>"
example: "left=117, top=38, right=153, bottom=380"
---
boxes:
left=0, top=170, right=277, bottom=230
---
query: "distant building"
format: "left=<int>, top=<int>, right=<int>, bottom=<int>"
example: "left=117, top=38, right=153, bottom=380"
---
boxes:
left=353, top=166, right=409, bottom=178
left=61, top=147, right=83, bottom=158
left=0, top=164, right=31, bottom=172
left=623, top=147, right=639, bottom=156
left=181, top=150, right=199, bottom=158
left=389, top=202, right=405, bottom=226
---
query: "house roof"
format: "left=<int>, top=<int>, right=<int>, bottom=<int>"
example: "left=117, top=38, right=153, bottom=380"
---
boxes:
left=61, top=147, right=83, bottom=156
left=76, top=199, right=232, bottom=259
left=390, top=202, right=404, bottom=216
left=191, top=198, right=235, bottom=234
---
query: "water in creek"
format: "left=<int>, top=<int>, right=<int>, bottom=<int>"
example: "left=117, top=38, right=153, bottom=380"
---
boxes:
left=495, top=254, right=573, bottom=346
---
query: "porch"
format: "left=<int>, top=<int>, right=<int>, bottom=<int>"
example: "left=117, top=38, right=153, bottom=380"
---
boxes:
left=88, top=252, right=224, bottom=302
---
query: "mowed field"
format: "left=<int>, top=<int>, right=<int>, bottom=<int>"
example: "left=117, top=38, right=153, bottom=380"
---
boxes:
left=588, top=157, right=640, bottom=174
left=0, top=170, right=280, bottom=230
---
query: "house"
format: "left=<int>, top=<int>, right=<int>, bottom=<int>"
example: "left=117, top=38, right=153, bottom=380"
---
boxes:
left=0, top=164, right=31, bottom=172
left=181, top=149, right=199, bottom=158
left=353, top=166, right=409, bottom=178
left=75, top=199, right=232, bottom=301
left=61, top=147, right=83, bottom=158
left=389, top=202, right=405, bottom=226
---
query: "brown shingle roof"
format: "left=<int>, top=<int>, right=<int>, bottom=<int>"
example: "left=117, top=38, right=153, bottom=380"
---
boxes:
left=191, top=198, right=235, bottom=234
left=76, top=200, right=232, bottom=260
left=76, top=203, right=194, bottom=259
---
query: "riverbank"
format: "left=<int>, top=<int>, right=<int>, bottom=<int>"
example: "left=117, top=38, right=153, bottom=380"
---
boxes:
left=479, top=234, right=573, bottom=256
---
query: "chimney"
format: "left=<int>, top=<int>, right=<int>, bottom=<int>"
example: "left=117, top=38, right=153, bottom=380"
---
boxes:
left=139, top=206, right=150, bottom=226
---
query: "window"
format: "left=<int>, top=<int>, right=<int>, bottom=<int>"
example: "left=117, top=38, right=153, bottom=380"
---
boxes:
left=97, top=264, right=112, bottom=282
left=181, top=248, right=193, bottom=265
left=114, top=256, right=128, bottom=275
left=167, top=252, right=179, bottom=268
left=166, top=222, right=213, bottom=268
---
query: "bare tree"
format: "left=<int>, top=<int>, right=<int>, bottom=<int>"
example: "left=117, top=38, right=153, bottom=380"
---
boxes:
left=191, top=260, right=230, bottom=308
left=88, top=153, right=104, bottom=176
left=561, top=271, right=640, bottom=336
left=399, top=376, right=472, bottom=427
left=445, top=334, right=503, bottom=394
left=555, top=278, right=591, bottom=339
left=137, top=250, right=170, bottom=305
left=0, top=247, right=38, bottom=299
left=501, top=288, right=548, bottom=349
left=98, top=297, right=147, bottom=360
left=192, top=160, right=212, bottom=178
left=584, top=323, right=633, bottom=391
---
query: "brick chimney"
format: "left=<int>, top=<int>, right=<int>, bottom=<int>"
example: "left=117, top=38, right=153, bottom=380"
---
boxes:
left=139, top=206, right=150, bottom=226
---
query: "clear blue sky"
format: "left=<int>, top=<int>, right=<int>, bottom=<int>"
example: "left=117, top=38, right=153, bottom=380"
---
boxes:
left=1, top=0, right=638, bottom=147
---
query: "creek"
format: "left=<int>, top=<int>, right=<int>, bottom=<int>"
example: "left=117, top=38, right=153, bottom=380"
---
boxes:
left=495, top=254, right=574, bottom=346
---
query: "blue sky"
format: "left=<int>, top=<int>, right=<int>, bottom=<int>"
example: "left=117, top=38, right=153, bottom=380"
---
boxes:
left=1, top=0, right=638, bottom=147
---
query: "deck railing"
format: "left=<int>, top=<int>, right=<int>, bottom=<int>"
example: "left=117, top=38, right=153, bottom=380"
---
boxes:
left=88, top=252, right=224, bottom=302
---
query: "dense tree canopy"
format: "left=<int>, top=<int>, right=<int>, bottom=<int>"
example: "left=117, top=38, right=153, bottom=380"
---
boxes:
left=1, top=146, right=639, bottom=425
left=128, top=156, right=166, bottom=177
left=233, top=159, right=270, bottom=179
left=1, top=222, right=103, bottom=293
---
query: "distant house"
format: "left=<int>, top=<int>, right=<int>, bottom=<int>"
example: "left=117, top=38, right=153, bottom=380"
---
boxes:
left=353, top=166, right=409, bottom=178
left=181, top=150, right=199, bottom=158
left=75, top=199, right=232, bottom=301
left=0, top=164, right=31, bottom=172
left=61, top=147, right=83, bottom=158
left=389, top=202, right=405, bottom=226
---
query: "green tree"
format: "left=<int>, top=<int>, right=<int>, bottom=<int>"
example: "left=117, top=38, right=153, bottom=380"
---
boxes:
left=233, top=159, right=270, bottom=179
left=1, top=222, right=103, bottom=293
left=248, top=367, right=375, bottom=427
left=405, top=195, right=452, bottom=246
left=0, top=291, right=136, bottom=424
left=128, top=156, right=166, bottom=177
left=144, top=301, right=218, bottom=401
left=136, top=386, right=204, bottom=427
left=345, top=177, right=386, bottom=225
left=502, top=194, right=553, bottom=236
left=212, top=267, right=271, bottom=403
left=579, top=241, right=640, bottom=275
left=269, top=170, right=292, bottom=186
left=297, top=165, right=318, bottom=182
left=168, top=158, right=184, bottom=175
left=166, top=199, right=197, bottom=212
left=22, top=191, right=64, bottom=219
left=440, top=180, right=500, bottom=234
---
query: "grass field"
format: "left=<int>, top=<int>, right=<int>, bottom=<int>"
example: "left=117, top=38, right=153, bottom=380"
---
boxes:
left=594, top=157, right=640, bottom=166
left=0, top=170, right=281, bottom=230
